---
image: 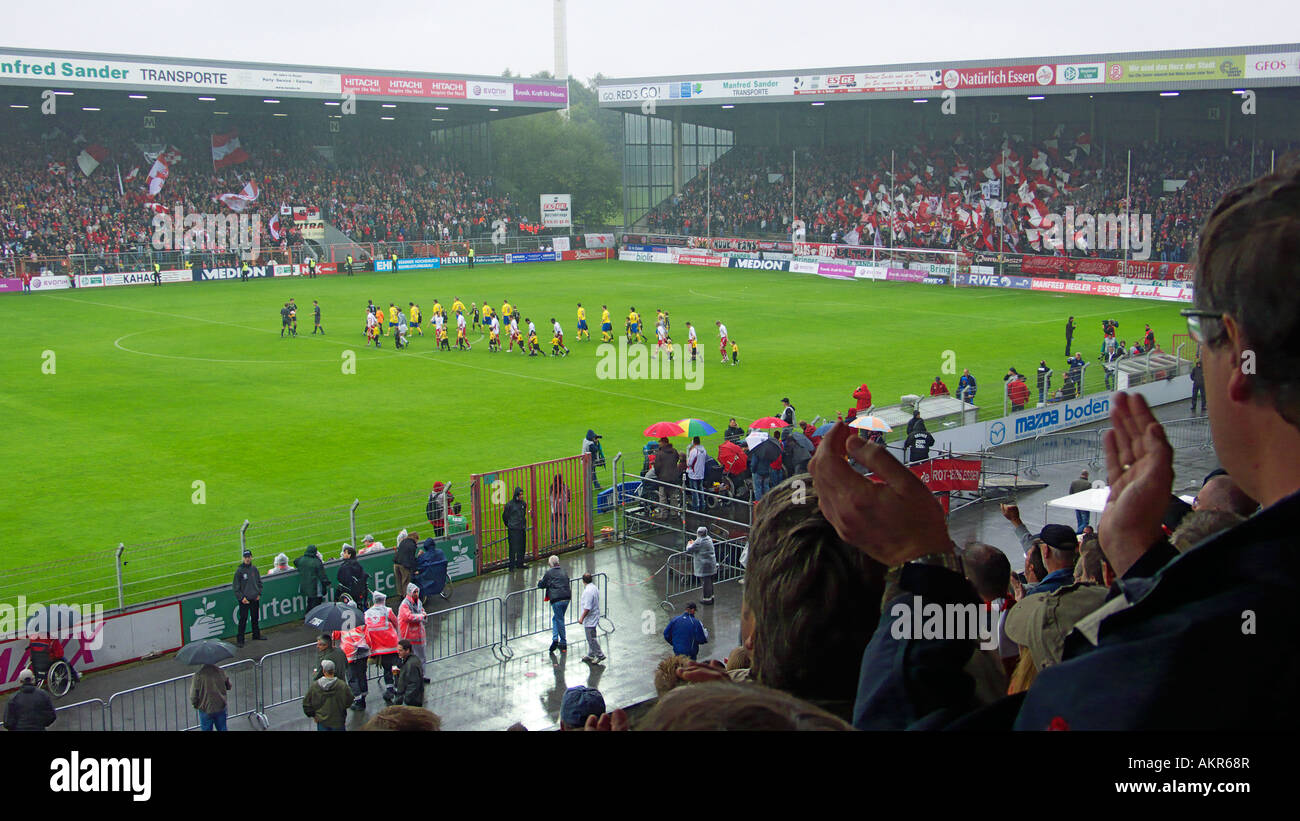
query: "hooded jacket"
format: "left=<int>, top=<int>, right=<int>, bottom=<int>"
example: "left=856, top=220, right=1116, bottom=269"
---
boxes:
left=398, top=588, right=427, bottom=645
left=503, top=496, right=528, bottom=531
left=685, top=534, right=717, bottom=576
left=332, top=627, right=370, bottom=663
left=393, top=653, right=425, bottom=706
left=293, top=546, right=329, bottom=598
left=337, top=557, right=368, bottom=602
left=302, top=675, right=352, bottom=729
left=395, top=536, right=418, bottom=571
left=363, top=602, right=401, bottom=656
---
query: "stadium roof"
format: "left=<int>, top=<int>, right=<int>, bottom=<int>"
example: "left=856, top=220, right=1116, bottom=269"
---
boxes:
left=0, top=46, right=568, bottom=109
left=598, top=43, right=1300, bottom=108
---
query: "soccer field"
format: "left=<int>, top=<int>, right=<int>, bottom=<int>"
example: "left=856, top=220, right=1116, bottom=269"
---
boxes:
left=0, top=260, right=1187, bottom=603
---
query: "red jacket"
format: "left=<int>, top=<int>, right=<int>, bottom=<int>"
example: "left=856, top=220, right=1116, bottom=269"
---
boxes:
left=363, top=606, right=400, bottom=656
left=930, top=380, right=949, bottom=396
left=853, top=384, right=873, bottom=410
left=398, top=595, right=427, bottom=645
left=332, top=627, right=369, bottom=663
left=1007, top=379, right=1030, bottom=407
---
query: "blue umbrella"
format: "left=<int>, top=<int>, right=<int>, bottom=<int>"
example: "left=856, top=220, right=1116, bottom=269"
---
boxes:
left=814, top=422, right=836, bottom=437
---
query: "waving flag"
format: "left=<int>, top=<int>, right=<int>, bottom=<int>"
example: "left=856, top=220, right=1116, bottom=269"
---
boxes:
left=76, top=144, right=109, bottom=177
left=145, top=159, right=171, bottom=196
left=268, top=209, right=284, bottom=240
left=47, top=161, right=66, bottom=175
left=212, top=130, right=250, bottom=170
left=215, top=179, right=259, bottom=212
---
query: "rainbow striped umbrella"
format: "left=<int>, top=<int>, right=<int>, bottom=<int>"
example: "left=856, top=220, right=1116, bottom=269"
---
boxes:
left=675, top=418, right=717, bottom=437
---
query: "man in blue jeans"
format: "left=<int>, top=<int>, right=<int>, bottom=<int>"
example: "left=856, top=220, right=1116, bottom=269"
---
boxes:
left=537, top=555, right=572, bottom=654
left=190, top=663, right=231, bottom=732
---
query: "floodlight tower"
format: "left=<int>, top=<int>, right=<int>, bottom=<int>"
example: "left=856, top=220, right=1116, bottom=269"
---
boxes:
left=554, top=0, right=569, bottom=118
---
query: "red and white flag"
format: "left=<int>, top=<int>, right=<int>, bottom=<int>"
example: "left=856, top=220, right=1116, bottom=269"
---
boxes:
left=215, top=179, right=260, bottom=212
left=145, top=159, right=171, bottom=196
left=211, top=130, right=250, bottom=170
left=47, top=161, right=67, bottom=175
left=77, top=144, right=109, bottom=177
left=268, top=209, right=284, bottom=240
left=124, top=165, right=140, bottom=181
left=145, top=202, right=169, bottom=216
left=1075, top=132, right=1092, bottom=156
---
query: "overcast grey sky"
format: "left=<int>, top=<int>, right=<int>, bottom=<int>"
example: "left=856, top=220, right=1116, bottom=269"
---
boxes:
left=5, top=0, right=1299, bottom=80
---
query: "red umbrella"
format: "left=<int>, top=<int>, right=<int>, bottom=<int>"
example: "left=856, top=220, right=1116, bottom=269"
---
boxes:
left=717, top=440, right=748, bottom=475
left=749, top=416, right=790, bottom=430
left=644, top=421, right=686, bottom=438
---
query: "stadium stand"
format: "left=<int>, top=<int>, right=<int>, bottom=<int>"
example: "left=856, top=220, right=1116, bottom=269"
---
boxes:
left=645, top=133, right=1259, bottom=261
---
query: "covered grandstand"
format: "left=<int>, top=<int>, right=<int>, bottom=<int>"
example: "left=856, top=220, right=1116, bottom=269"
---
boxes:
left=0, top=47, right=571, bottom=276
left=598, top=44, right=1300, bottom=269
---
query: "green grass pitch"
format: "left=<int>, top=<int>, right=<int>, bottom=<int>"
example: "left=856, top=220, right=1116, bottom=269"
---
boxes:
left=0, top=260, right=1187, bottom=604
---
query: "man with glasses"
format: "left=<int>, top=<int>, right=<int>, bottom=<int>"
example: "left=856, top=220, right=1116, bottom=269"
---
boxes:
left=817, top=164, right=1300, bottom=730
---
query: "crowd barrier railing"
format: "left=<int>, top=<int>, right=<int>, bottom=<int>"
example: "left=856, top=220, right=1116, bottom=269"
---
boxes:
left=52, top=698, right=108, bottom=732
left=501, top=572, right=613, bottom=645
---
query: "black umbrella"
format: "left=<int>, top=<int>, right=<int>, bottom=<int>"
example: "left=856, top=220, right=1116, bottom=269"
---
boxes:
left=748, top=438, right=782, bottom=466
left=304, top=602, right=366, bottom=633
left=787, top=431, right=815, bottom=452
left=176, top=639, right=237, bottom=666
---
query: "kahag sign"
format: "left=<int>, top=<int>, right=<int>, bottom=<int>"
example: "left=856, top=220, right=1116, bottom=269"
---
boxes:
left=540, top=194, right=572, bottom=229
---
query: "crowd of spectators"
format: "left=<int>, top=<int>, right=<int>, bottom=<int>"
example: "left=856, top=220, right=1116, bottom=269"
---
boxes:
left=646, top=131, right=1267, bottom=262
left=0, top=116, right=533, bottom=275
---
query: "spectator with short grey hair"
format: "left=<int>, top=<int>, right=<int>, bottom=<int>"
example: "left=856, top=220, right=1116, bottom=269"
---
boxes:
left=4, top=669, right=56, bottom=732
left=302, top=658, right=352, bottom=732
left=578, top=573, right=604, bottom=664
left=537, top=555, right=572, bottom=654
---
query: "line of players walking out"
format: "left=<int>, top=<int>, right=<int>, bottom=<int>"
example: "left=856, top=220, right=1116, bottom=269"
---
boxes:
left=282, top=296, right=739, bottom=364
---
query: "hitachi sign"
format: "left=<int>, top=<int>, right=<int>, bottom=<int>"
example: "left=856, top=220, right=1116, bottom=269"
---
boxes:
left=1014, top=396, right=1109, bottom=437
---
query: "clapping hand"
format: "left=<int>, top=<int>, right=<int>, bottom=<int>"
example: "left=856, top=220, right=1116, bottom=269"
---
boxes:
left=1099, top=392, right=1174, bottom=576
left=808, top=422, right=955, bottom=565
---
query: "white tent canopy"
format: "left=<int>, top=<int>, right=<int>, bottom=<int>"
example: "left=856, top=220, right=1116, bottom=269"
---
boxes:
left=1046, top=486, right=1111, bottom=514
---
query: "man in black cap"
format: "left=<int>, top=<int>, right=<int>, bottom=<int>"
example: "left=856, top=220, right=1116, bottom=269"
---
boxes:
left=3, top=669, right=56, bottom=731
left=504, top=488, right=528, bottom=569
left=999, top=503, right=1078, bottom=595
left=559, top=685, right=605, bottom=730
left=779, top=398, right=796, bottom=427
left=232, top=550, right=267, bottom=647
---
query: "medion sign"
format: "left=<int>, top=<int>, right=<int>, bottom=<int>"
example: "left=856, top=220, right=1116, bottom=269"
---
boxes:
left=728, top=258, right=790, bottom=271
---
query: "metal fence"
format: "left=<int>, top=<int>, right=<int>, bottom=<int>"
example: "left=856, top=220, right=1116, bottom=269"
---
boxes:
left=104, top=657, right=258, bottom=731
left=661, top=548, right=746, bottom=609
left=470, top=454, right=593, bottom=573
left=426, top=597, right=509, bottom=662
left=0, top=484, right=466, bottom=616
left=52, top=698, right=107, bottom=732
left=996, top=415, right=1213, bottom=477
left=501, top=573, right=612, bottom=643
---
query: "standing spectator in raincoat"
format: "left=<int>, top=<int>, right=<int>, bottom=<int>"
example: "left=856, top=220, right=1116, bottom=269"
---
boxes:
left=364, top=591, right=401, bottom=687
left=293, top=545, right=330, bottom=610
left=397, top=583, right=429, bottom=669
left=685, top=526, right=718, bottom=605
left=332, top=625, right=370, bottom=710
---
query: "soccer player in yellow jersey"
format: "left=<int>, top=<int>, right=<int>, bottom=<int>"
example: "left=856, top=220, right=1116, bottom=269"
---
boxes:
left=576, top=303, right=588, bottom=341
left=627, top=307, right=644, bottom=343
left=502, top=299, right=513, bottom=325
left=451, top=297, right=465, bottom=317
left=730, top=340, right=739, bottom=365
left=431, top=300, right=443, bottom=322
left=409, top=302, right=423, bottom=336
left=600, top=305, right=613, bottom=343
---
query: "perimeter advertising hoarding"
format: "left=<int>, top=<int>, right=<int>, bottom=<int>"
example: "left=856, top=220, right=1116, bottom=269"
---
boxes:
left=1106, top=56, right=1245, bottom=83
left=0, top=51, right=341, bottom=94
left=540, top=194, right=572, bottom=229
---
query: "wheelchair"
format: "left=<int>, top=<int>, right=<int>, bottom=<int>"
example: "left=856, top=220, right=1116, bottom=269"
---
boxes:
left=26, top=638, right=77, bottom=699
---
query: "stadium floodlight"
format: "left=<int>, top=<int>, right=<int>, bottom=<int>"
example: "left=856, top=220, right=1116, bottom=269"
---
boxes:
left=213, top=111, right=229, bottom=115
left=263, top=98, right=280, bottom=103
left=435, top=105, right=450, bottom=110
left=9, top=104, right=29, bottom=109
left=81, top=107, right=100, bottom=111
left=721, top=104, right=734, bottom=109
left=128, top=94, right=148, bottom=100
left=1232, top=89, right=1246, bottom=94
left=431, top=117, right=444, bottom=121
left=53, top=91, right=74, bottom=96
left=489, top=107, right=499, bottom=112
left=912, top=99, right=928, bottom=103
left=381, top=116, right=394, bottom=120
left=1160, top=91, right=1179, bottom=97
left=324, top=101, right=341, bottom=106
left=198, top=96, right=216, bottom=101
left=810, top=102, right=825, bottom=106
left=150, top=109, right=167, bottom=113
left=381, top=103, right=396, bottom=108
left=1027, top=95, right=1045, bottom=100
left=273, top=112, right=287, bottom=117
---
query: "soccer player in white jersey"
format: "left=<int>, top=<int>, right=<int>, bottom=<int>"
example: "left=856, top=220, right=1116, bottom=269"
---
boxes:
left=716, top=320, right=728, bottom=364
left=686, top=321, right=698, bottom=362
left=488, top=315, right=501, bottom=352
left=456, top=311, right=470, bottom=350
left=551, top=318, right=569, bottom=356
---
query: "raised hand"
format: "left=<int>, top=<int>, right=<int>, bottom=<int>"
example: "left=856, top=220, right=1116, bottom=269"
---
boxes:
left=808, top=422, right=955, bottom=565
left=1099, top=392, right=1174, bottom=576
